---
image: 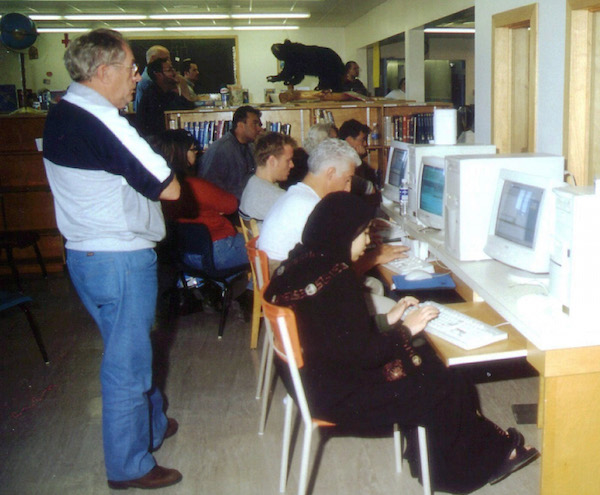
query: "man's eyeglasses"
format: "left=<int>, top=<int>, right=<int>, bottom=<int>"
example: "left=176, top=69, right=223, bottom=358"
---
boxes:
left=112, top=62, right=139, bottom=76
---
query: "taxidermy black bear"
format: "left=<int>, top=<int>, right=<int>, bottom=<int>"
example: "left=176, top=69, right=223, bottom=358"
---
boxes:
left=267, top=39, right=345, bottom=92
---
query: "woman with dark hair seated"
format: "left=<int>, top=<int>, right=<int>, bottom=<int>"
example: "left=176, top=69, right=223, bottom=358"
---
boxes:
left=264, top=191, right=538, bottom=494
left=150, top=129, right=248, bottom=272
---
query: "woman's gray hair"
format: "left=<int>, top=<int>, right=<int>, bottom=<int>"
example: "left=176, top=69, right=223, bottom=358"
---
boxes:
left=307, top=138, right=361, bottom=176
left=305, top=123, right=337, bottom=154
left=64, top=29, right=127, bottom=82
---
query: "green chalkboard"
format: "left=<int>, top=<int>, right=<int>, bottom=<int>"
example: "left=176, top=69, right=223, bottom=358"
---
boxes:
left=129, top=37, right=237, bottom=94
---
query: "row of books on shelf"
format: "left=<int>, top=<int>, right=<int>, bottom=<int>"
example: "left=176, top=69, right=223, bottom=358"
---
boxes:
left=314, top=109, right=335, bottom=124
left=183, top=120, right=233, bottom=150
left=265, top=122, right=292, bottom=135
left=182, top=119, right=292, bottom=150
left=388, top=112, right=434, bottom=144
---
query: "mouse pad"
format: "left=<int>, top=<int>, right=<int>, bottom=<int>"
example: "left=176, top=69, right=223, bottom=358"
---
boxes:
left=392, top=273, right=456, bottom=291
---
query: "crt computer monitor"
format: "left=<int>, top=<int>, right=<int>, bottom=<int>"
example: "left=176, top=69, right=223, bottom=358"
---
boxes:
left=484, top=169, right=565, bottom=274
left=416, top=155, right=445, bottom=230
left=382, top=140, right=410, bottom=202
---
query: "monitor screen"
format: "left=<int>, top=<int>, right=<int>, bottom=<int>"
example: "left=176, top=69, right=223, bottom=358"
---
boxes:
left=416, top=156, right=445, bottom=230
left=420, top=163, right=445, bottom=216
left=382, top=140, right=410, bottom=202
left=484, top=169, right=565, bottom=273
left=494, top=181, right=543, bottom=248
left=388, top=148, right=408, bottom=188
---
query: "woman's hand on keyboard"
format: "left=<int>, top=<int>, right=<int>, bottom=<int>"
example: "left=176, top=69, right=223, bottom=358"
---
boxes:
left=374, top=244, right=409, bottom=264
left=386, top=296, right=419, bottom=327
left=402, top=305, right=440, bottom=336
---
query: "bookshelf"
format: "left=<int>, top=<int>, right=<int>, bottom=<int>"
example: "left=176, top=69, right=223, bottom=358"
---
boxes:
left=0, top=115, right=65, bottom=277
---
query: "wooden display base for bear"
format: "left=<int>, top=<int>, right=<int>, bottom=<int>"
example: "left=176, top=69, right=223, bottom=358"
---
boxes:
left=278, top=89, right=369, bottom=104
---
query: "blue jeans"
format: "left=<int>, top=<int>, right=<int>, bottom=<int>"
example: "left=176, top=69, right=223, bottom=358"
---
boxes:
left=183, top=232, right=248, bottom=272
left=67, top=249, right=167, bottom=481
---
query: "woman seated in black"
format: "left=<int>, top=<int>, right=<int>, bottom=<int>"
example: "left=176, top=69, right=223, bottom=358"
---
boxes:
left=264, top=191, right=539, bottom=494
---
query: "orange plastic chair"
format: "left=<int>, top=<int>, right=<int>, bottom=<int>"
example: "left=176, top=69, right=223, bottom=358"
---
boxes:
left=261, top=291, right=432, bottom=495
left=239, top=213, right=261, bottom=348
left=245, top=236, right=275, bottom=435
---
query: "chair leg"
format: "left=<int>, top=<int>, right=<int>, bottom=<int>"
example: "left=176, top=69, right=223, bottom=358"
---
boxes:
left=255, top=321, right=270, bottom=399
left=258, top=331, right=275, bottom=435
left=32, top=241, right=48, bottom=279
left=393, top=423, right=402, bottom=474
left=19, top=303, right=49, bottom=364
left=280, top=394, right=294, bottom=493
left=418, top=426, right=432, bottom=495
left=5, top=246, right=23, bottom=292
left=249, top=285, right=262, bottom=349
left=217, top=284, right=233, bottom=339
left=297, top=420, right=316, bottom=495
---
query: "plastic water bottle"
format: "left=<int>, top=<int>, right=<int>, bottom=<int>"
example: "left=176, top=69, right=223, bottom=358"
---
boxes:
left=399, top=179, right=408, bottom=216
left=371, top=123, right=380, bottom=145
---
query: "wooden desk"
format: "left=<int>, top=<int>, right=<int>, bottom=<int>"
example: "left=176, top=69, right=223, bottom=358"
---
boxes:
left=378, top=265, right=528, bottom=366
left=381, top=202, right=600, bottom=495
left=426, top=301, right=528, bottom=366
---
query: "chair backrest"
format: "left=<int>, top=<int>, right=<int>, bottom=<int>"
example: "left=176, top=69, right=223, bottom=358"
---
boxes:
left=261, top=290, right=304, bottom=369
left=245, top=236, right=270, bottom=290
left=239, top=212, right=260, bottom=243
left=262, top=290, right=321, bottom=430
left=175, top=222, right=215, bottom=271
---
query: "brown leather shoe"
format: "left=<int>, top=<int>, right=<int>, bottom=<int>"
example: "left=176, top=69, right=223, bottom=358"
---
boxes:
left=164, top=417, right=178, bottom=440
left=107, top=465, right=182, bottom=490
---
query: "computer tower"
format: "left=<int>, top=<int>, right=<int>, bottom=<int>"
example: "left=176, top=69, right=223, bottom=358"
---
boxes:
left=405, top=144, right=497, bottom=219
left=444, top=153, right=565, bottom=261
left=550, top=186, right=600, bottom=324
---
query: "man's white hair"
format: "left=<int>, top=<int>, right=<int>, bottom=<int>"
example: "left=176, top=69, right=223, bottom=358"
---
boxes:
left=146, top=45, right=169, bottom=63
left=305, top=122, right=336, bottom=154
left=307, top=138, right=360, bottom=176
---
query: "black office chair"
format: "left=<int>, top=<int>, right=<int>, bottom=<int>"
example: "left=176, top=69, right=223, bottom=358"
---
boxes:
left=1, top=290, right=49, bottom=364
left=172, top=222, right=249, bottom=339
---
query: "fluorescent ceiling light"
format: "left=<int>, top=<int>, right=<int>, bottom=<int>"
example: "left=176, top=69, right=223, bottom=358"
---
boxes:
left=233, top=25, right=299, bottom=31
left=117, top=27, right=164, bottom=32
left=424, top=27, right=475, bottom=34
left=164, top=26, right=233, bottom=31
left=38, top=27, right=90, bottom=33
left=64, top=15, right=148, bottom=21
left=30, top=15, right=63, bottom=20
left=231, top=13, right=310, bottom=19
left=149, top=14, right=229, bottom=20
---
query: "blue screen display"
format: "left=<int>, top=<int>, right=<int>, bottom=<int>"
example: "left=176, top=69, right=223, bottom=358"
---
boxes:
left=388, top=148, right=408, bottom=187
left=420, top=164, right=445, bottom=216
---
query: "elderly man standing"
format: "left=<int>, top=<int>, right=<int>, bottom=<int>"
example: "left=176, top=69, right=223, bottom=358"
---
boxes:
left=199, top=105, right=262, bottom=199
left=43, top=29, right=182, bottom=490
left=239, top=131, right=297, bottom=222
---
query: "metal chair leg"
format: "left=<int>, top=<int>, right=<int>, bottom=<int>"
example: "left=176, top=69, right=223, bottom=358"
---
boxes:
left=19, top=302, right=49, bottom=364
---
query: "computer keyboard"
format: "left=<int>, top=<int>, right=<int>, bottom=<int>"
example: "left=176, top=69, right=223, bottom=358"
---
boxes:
left=383, top=255, right=435, bottom=275
left=409, top=301, right=508, bottom=350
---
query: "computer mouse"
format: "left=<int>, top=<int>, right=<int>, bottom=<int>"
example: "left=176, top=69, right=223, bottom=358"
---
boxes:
left=404, top=269, right=433, bottom=281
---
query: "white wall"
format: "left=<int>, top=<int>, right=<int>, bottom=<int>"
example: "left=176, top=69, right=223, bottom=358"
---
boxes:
left=474, top=0, right=566, bottom=153
left=343, top=0, right=473, bottom=57
left=0, top=28, right=346, bottom=105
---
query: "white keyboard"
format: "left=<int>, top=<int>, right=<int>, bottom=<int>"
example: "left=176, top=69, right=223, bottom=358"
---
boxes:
left=411, top=301, right=508, bottom=350
left=383, top=255, right=435, bottom=275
